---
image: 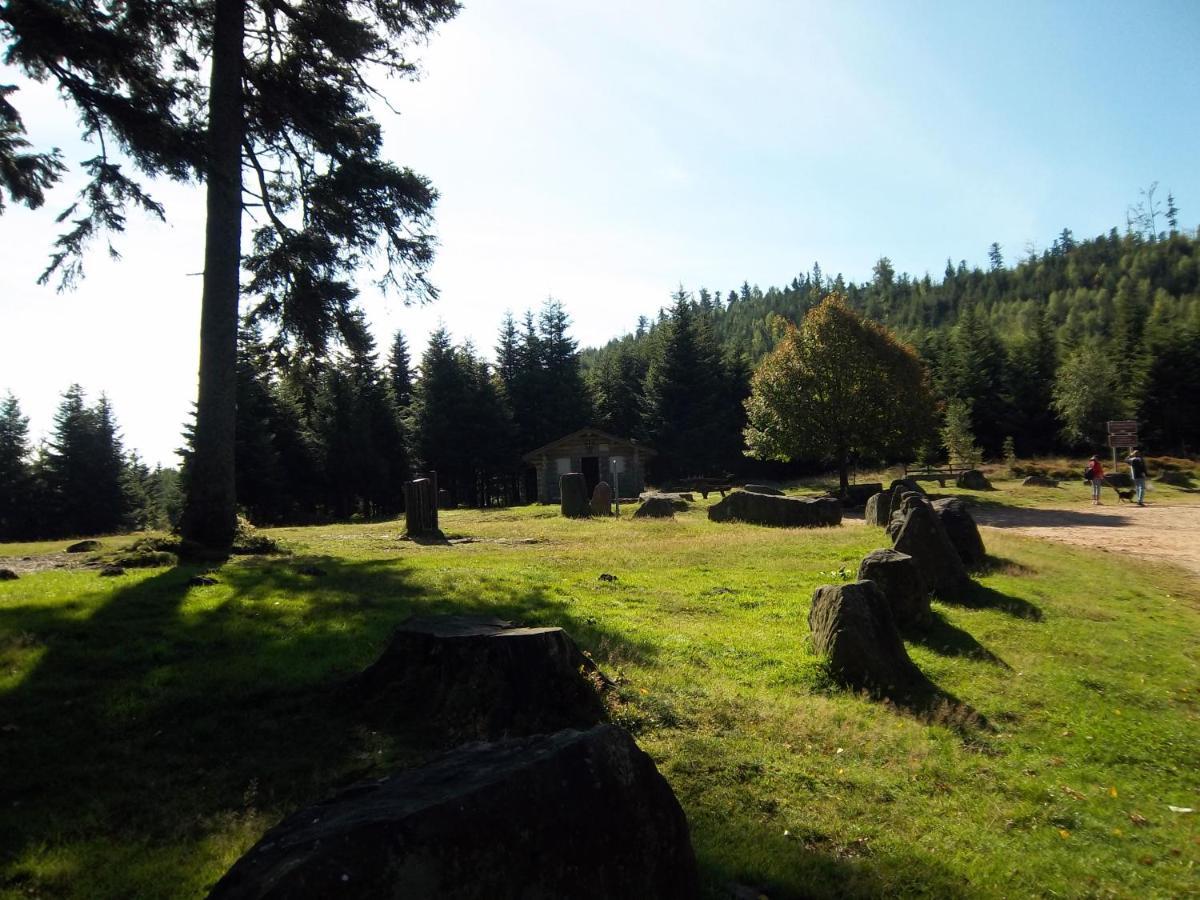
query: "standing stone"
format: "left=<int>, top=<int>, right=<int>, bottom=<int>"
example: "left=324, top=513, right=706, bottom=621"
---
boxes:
left=885, top=490, right=926, bottom=540
left=931, top=498, right=987, bottom=569
left=808, top=581, right=923, bottom=690
left=892, top=503, right=970, bottom=599
left=864, top=491, right=892, bottom=527
left=561, top=472, right=590, bottom=518
left=889, top=478, right=925, bottom=495
left=345, top=615, right=609, bottom=740
left=857, top=549, right=929, bottom=627
left=208, top=725, right=700, bottom=900
left=403, top=477, right=440, bottom=537
left=956, top=469, right=992, bottom=490
left=590, top=480, right=614, bottom=516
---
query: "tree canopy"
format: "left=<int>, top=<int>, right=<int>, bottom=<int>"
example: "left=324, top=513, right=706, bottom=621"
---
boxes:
left=743, top=294, right=935, bottom=491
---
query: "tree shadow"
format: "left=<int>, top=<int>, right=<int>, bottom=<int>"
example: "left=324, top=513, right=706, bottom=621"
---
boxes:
left=959, top=498, right=1132, bottom=529
left=903, top=610, right=1010, bottom=668
left=0, top=555, right=656, bottom=884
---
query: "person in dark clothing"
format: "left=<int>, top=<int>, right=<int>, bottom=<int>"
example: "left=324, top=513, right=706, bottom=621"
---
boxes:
left=1127, top=449, right=1148, bottom=506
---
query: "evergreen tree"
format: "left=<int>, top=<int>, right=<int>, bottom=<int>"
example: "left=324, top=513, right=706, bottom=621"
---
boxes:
left=3, top=0, right=459, bottom=551
left=589, top=341, right=647, bottom=439
left=0, top=392, right=33, bottom=539
left=388, top=331, right=415, bottom=412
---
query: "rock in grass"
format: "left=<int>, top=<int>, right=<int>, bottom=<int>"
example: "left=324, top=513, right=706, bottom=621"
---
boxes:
left=639, top=492, right=692, bottom=508
left=560, top=472, right=591, bottom=518
left=99, top=565, right=125, bottom=577
left=634, top=496, right=677, bottom=518
left=0, top=568, right=18, bottom=581
left=345, top=615, right=609, bottom=740
left=187, top=574, right=220, bottom=587
left=956, top=469, right=993, bottom=490
left=892, top=504, right=970, bottom=599
left=208, top=724, right=699, bottom=900
left=857, top=549, right=929, bottom=627
left=864, top=491, right=892, bottom=527
left=889, top=478, right=924, bottom=495
left=808, top=580, right=923, bottom=690
left=708, top=491, right=841, bottom=528
left=66, top=540, right=101, bottom=553
left=931, top=497, right=987, bottom=570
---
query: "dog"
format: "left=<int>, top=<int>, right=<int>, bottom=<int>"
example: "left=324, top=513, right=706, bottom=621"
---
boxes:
left=1111, top=485, right=1135, bottom=504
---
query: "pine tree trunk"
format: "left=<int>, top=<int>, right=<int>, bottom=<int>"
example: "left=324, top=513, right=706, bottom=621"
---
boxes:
left=180, top=0, right=245, bottom=552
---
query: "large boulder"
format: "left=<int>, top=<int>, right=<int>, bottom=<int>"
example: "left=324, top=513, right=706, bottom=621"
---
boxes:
left=708, top=491, right=841, bottom=528
left=0, top=568, right=17, bottom=581
left=892, top=503, right=970, bottom=599
left=863, top=491, right=892, bottom=527
left=841, top=482, right=883, bottom=507
left=857, top=549, right=929, bottom=627
left=955, top=469, right=992, bottom=491
left=65, top=540, right=101, bottom=553
left=634, top=496, right=677, bottom=519
left=560, top=472, right=591, bottom=518
left=590, top=480, right=614, bottom=516
left=742, top=483, right=784, bottom=496
left=808, top=580, right=923, bottom=691
left=209, top=725, right=699, bottom=900
left=345, top=615, right=608, bottom=740
left=931, top=497, right=987, bottom=570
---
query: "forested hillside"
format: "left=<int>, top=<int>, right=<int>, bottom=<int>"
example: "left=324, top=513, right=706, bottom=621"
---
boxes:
left=3, top=225, right=1198, bottom=536
left=586, top=225, right=1200, bottom=460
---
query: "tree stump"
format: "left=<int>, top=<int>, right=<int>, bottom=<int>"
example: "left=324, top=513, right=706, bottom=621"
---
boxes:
left=208, top=725, right=700, bottom=900
left=345, top=615, right=609, bottom=740
left=561, top=472, right=590, bottom=518
left=590, top=480, right=613, bottom=516
left=403, top=477, right=440, bottom=537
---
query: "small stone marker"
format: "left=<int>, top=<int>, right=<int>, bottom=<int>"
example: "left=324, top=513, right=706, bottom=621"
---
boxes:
left=346, top=615, right=609, bottom=739
left=808, top=580, right=923, bottom=690
left=857, top=549, right=930, bottom=627
left=590, top=480, right=613, bottom=516
left=208, top=725, right=700, bottom=900
left=560, top=472, right=590, bottom=518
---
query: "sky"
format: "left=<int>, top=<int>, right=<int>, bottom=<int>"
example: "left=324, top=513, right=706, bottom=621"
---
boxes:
left=2, top=0, right=1198, bottom=466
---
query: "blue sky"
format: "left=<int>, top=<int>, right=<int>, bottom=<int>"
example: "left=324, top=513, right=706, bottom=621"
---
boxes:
left=2, top=0, right=1198, bottom=465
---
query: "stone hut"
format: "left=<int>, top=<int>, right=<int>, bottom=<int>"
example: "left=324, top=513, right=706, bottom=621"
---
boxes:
left=522, top=428, right=655, bottom=503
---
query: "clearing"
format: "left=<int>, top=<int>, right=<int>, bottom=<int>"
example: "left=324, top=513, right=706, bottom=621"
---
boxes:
left=1, top=486, right=1198, bottom=899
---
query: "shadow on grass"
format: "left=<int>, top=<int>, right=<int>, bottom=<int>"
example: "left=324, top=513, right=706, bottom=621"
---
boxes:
left=903, top=610, right=1010, bottom=668
left=0, top=555, right=657, bottom=890
left=939, top=579, right=1043, bottom=621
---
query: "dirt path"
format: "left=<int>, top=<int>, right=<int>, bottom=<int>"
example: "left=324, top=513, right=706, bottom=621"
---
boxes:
left=973, top=502, right=1200, bottom=578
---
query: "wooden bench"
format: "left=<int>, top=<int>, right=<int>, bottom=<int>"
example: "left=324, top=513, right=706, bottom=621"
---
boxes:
left=902, top=464, right=969, bottom=488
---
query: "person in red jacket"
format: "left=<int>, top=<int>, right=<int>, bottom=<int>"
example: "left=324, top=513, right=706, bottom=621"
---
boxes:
left=1085, top=455, right=1105, bottom=505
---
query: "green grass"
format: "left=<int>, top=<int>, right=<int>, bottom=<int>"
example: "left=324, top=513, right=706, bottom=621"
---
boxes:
left=1, top=496, right=1198, bottom=898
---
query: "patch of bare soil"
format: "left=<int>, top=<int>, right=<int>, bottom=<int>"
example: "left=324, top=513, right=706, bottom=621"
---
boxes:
left=972, top=502, right=1200, bottom=578
left=0, top=551, right=100, bottom=576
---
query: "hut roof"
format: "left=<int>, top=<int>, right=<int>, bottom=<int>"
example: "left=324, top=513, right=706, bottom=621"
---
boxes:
left=521, top=427, right=657, bottom=463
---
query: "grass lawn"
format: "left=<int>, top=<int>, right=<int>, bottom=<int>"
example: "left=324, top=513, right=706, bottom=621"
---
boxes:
left=1, top=490, right=1198, bottom=898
